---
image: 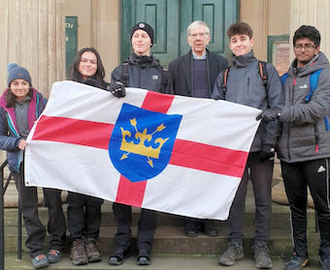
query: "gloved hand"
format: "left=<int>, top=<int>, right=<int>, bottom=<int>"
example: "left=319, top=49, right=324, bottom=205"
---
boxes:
left=259, top=144, right=275, bottom=161
left=108, top=81, right=126, bottom=98
left=256, top=106, right=283, bottom=122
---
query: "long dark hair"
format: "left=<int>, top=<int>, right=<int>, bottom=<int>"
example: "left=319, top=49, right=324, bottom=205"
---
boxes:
left=5, top=88, right=33, bottom=108
left=68, top=47, right=107, bottom=89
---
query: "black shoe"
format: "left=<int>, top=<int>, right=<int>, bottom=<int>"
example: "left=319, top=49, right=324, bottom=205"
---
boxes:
left=136, top=249, right=151, bottom=265
left=184, top=220, right=198, bottom=237
left=109, top=248, right=130, bottom=265
left=203, top=222, right=219, bottom=237
left=285, top=254, right=309, bottom=270
left=320, top=257, right=330, bottom=270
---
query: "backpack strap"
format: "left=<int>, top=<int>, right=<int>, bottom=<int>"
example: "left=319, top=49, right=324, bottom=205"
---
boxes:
left=258, top=61, right=268, bottom=90
left=221, top=67, right=231, bottom=89
left=280, top=72, right=289, bottom=86
left=160, top=68, right=170, bottom=93
left=281, top=69, right=329, bottom=131
left=121, top=62, right=129, bottom=87
left=305, top=69, right=322, bottom=102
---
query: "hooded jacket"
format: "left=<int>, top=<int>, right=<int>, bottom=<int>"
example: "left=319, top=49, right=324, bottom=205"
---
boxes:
left=277, top=51, right=330, bottom=162
left=212, top=51, right=284, bottom=152
left=111, top=53, right=167, bottom=93
left=0, top=88, right=45, bottom=172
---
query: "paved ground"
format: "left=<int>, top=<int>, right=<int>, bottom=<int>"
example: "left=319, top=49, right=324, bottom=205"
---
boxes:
left=4, top=253, right=323, bottom=270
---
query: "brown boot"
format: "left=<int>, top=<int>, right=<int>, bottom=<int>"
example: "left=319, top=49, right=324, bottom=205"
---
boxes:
left=85, top=238, right=101, bottom=263
left=70, top=239, right=88, bottom=265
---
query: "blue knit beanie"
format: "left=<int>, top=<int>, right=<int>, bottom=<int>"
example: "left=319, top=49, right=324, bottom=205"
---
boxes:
left=7, top=63, right=32, bottom=87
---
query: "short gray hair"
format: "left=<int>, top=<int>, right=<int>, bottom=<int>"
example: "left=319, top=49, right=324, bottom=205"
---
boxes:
left=187, top=21, right=211, bottom=37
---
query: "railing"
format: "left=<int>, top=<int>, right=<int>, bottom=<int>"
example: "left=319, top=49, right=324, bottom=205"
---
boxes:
left=0, top=160, right=22, bottom=270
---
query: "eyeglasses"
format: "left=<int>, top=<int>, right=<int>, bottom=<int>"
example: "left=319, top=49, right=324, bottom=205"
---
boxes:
left=189, top=32, right=208, bottom=39
left=294, top=44, right=316, bottom=51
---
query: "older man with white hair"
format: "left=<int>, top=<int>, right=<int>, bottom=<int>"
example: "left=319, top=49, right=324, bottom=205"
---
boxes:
left=167, top=20, right=228, bottom=237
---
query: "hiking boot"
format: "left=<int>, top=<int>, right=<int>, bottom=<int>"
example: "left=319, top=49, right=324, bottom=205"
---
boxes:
left=219, top=241, right=244, bottom=266
left=285, top=254, right=309, bottom=270
left=70, top=239, right=88, bottom=265
left=85, top=238, right=101, bottom=262
left=47, top=249, right=62, bottom=263
left=32, top=254, right=49, bottom=269
left=320, top=257, right=330, bottom=270
left=254, top=242, right=272, bottom=269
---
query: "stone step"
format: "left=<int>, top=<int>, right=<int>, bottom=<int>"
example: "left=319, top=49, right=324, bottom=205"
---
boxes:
left=4, top=253, right=323, bottom=270
left=2, top=253, right=295, bottom=270
left=3, top=201, right=318, bottom=230
left=4, top=223, right=320, bottom=257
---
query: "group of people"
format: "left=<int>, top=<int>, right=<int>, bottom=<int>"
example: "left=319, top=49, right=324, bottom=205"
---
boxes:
left=0, top=19, right=329, bottom=270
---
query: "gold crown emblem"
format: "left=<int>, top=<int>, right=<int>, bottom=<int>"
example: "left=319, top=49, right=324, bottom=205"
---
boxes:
left=120, top=118, right=169, bottom=167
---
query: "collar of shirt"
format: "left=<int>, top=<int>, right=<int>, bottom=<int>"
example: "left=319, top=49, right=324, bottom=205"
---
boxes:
left=192, top=51, right=207, bottom=60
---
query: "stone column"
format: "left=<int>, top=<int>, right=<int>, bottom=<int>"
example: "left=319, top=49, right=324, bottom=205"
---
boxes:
left=0, top=0, right=66, bottom=206
left=0, top=0, right=66, bottom=97
left=240, top=0, right=269, bottom=61
left=290, top=0, right=330, bottom=59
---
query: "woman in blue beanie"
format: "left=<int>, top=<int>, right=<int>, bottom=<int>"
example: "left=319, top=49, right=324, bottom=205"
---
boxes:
left=0, top=63, right=66, bottom=269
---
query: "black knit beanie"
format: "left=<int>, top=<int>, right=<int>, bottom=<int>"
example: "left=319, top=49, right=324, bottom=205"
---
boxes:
left=130, top=22, right=154, bottom=46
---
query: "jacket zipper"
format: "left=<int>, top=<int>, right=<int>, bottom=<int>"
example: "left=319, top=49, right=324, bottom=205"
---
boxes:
left=287, top=77, right=296, bottom=161
left=6, top=113, right=21, bottom=171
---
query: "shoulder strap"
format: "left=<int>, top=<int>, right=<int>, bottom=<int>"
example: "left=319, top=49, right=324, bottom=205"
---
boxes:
left=221, top=67, right=231, bottom=89
left=160, top=67, right=170, bottom=93
left=221, top=61, right=268, bottom=92
left=258, top=61, right=268, bottom=90
left=280, top=72, right=289, bottom=86
left=305, top=69, right=322, bottom=102
left=121, top=62, right=129, bottom=87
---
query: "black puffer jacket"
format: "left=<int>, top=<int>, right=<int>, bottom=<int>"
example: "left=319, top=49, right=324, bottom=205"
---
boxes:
left=111, top=53, right=168, bottom=93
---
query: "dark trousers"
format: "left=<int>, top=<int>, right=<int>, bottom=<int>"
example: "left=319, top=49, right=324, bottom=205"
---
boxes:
left=281, top=158, right=330, bottom=260
left=67, top=192, right=103, bottom=240
left=228, top=152, right=273, bottom=243
left=112, top=202, right=157, bottom=252
left=184, top=217, right=216, bottom=230
left=14, top=171, right=66, bottom=258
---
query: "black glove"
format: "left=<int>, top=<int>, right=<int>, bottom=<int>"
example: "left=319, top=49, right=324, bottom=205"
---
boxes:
left=256, top=106, right=283, bottom=122
left=259, top=144, right=275, bottom=161
left=108, top=81, right=126, bottom=98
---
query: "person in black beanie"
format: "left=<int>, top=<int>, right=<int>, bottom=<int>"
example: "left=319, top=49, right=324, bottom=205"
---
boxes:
left=108, top=22, right=168, bottom=266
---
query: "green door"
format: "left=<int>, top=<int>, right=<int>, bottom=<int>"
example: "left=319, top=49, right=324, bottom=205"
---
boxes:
left=121, top=0, right=238, bottom=67
left=65, top=16, right=78, bottom=77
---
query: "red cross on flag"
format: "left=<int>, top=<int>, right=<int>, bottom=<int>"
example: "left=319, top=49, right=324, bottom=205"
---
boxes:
left=25, top=81, right=260, bottom=220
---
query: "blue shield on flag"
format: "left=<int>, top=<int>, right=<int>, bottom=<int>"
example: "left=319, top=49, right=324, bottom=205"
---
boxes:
left=109, top=103, right=182, bottom=182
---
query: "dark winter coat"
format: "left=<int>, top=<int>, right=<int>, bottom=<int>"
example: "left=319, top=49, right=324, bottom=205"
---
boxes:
left=277, top=52, right=330, bottom=162
left=111, top=53, right=168, bottom=93
left=167, top=49, right=228, bottom=97
left=0, top=88, right=45, bottom=172
left=212, top=51, right=284, bottom=152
